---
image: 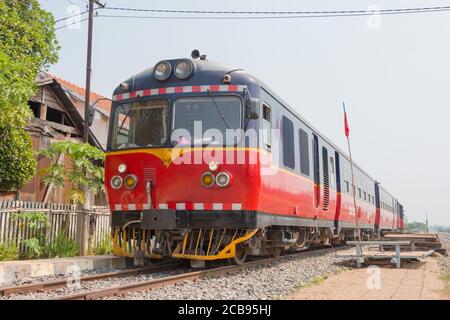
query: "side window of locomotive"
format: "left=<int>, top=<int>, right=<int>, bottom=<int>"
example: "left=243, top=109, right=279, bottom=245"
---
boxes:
left=298, top=128, right=310, bottom=175
left=262, top=104, right=271, bottom=150
left=282, top=116, right=295, bottom=169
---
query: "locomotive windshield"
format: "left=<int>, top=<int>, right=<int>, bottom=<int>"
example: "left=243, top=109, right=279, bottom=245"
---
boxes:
left=171, top=96, right=242, bottom=146
left=110, top=99, right=169, bottom=150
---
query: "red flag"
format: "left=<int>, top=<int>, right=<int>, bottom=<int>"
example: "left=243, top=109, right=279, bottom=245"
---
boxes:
left=343, top=102, right=350, bottom=138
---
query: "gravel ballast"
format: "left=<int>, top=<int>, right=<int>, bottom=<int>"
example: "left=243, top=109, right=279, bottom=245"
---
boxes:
left=0, top=268, right=189, bottom=300
left=1, top=247, right=347, bottom=300
left=113, top=248, right=347, bottom=300
left=0, top=267, right=120, bottom=289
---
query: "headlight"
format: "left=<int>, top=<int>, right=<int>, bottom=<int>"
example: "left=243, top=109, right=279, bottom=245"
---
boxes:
left=124, top=174, right=138, bottom=189
left=216, top=172, right=231, bottom=188
left=174, top=59, right=193, bottom=79
left=154, top=61, right=171, bottom=81
left=208, top=161, right=219, bottom=172
left=201, top=172, right=215, bottom=188
left=111, top=176, right=123, bottom=189
left=118, top=164, right=127, bottom=173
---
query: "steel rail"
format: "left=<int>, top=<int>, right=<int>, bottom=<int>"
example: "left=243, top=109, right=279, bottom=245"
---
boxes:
left=0, top=261, right=180, bottom=297
left=50, top=246, right=337, bottom=300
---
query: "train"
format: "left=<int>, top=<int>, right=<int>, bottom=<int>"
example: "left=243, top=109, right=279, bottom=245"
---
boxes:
left=105, top=50, right=405, bottom=267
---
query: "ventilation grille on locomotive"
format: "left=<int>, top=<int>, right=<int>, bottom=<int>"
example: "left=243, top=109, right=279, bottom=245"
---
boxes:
left=143, top=166, right=156, bottom=182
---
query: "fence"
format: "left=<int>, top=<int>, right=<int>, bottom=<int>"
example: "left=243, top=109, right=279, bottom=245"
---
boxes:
left=0, top=200, right=111, bottom=253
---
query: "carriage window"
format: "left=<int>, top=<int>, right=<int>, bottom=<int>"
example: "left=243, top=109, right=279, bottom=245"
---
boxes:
left=345, top=180, right=350, bottom=193
left=282, top=116, right=295, bottom=169
left=262, top=104, right=271, bottom=151
left=171, top=96, right=242, bottom=146
left=110, top=99, right=168, bottom=150
left=298, top=128, right=310, bottom=175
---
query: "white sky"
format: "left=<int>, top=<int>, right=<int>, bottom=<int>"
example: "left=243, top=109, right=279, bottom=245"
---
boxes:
left=39, top=0, right=450, bottom=226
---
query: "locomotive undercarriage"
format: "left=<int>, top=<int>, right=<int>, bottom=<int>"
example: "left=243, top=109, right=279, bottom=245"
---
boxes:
left=110, top=210, right=374, bottom=267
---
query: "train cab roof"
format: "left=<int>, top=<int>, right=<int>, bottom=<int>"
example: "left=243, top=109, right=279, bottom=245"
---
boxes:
left=112, top=57, right=262, bottom=97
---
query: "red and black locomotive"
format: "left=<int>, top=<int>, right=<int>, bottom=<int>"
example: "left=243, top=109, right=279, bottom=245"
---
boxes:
left=105, top=51, right=404, bottom=267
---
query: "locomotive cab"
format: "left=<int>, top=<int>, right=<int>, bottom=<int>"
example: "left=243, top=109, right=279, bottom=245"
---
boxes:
left=106, top=53, right=266, bottom=266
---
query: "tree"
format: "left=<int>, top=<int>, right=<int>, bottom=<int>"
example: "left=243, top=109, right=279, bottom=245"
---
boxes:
left=0, top=0, right=59, bottom=191
left=40, top=140, right=105, bottom=255
left=406, top=222, right=427, bottom=233
left=39, top=141, right=105, bottom=204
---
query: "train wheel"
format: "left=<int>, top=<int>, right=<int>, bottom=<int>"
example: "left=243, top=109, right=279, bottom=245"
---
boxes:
left=229, top=245, right=247, bottom=265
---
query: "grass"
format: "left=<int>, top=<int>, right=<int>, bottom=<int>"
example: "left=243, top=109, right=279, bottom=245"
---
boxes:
left=295, top=267, right=349, bottom=289
left=92, top=236, right=113, bottom=255
left=295, top=275, right=326, bottom=289
left=441, top=272, right=450, bottom=295
left=45, top=232, right=78, bottom=258
left=0, top=241, right=19, bottom=261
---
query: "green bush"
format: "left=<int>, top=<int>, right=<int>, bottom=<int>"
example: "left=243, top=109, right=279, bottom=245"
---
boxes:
left=45, top=232, right=78, bottom=258
left=11, top=211, right=49, bottom=259
left=11, top=213, right=79, bottom=259
left=0, top=241, right=20, bottom=261
left=92, top=236, right=113, bottom=256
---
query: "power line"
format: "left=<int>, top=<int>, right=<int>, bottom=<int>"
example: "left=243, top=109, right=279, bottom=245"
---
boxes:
left=55, top=3, right=103, bottom=23
left=54, top=4, right=450, bottom=30
left=64, top=0, right=88, bottom=7
left=101, top=5, right=450, bottom=16
left=55, top=10, right=88, bottom=23
left=96, top=8, right=450, bottom=20
left=55, top=17, right=89, bottom=30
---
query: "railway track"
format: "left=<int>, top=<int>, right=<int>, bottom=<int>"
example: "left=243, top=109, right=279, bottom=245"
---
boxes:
left=49, top=246, right=338, bottom=300
left=438, top=232, right=450, bottom=241
left=437, top=233, right=450, bottom=254
left=0, top=261, right=181, bottom=298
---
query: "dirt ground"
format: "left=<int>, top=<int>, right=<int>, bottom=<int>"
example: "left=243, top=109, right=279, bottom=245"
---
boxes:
left=286, top=257, right=449, bottom=300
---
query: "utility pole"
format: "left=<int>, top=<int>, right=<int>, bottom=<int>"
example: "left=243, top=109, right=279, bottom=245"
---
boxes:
left=78, top=0, right=105, bottom=256
left=426, top=214, right=429, bottom=233
left=83, top=0, right=104, bottom=143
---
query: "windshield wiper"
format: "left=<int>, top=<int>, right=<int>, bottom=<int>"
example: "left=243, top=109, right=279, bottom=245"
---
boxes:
left=115, top=104, right=133, bottom=141
left=207, top=89, right=230, bottom=130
